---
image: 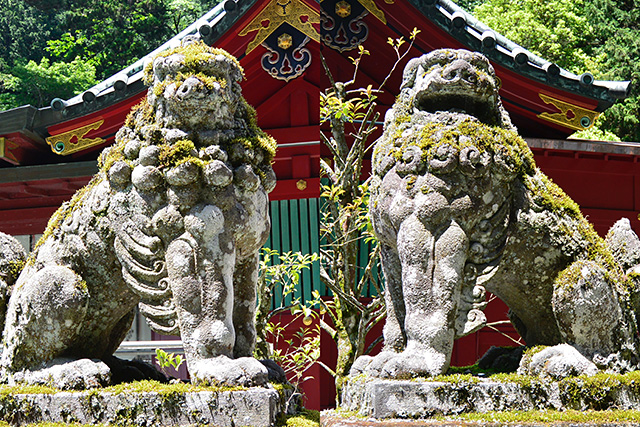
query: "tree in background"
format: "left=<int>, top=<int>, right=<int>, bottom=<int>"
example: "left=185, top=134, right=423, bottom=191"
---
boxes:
left=319, top=31, right=419, bottom=400
left=459, top=0, right=640, bottom=142
left=0, top=57, right=97, bottom=110
left=255, top=249, right=320, bottom=393
left=473, top=0, right=600, bottom=74
left=582, top=0, right=640, bottom=142
left=0, top=0, right=222, bottom=110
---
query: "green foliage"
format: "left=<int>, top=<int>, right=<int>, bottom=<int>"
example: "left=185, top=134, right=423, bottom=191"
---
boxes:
left=0, top=0, right=61, bottom=68
left=439, top=409, right=640, bottom=423
left=583, top=1, right=640, bottom=142
left=167, top=0, right=205, bottom=34
left=0, top=57, right=96, bottom=109
left=473, top=0, right=600, bottom=74
left=319, top=29, right=420, bottom=400
left=570, top=122, right=622, bottom=142
left=43, top=0, right=171, bottom=79
left=255, top=249, right=320, bottom=389
left=0, top=0, right=223, bottom=110
left=154, top=348, right=184, bottom=376
left=466, top=0, right=640, bottom=141
left=277, top=409, right=320, bottom=427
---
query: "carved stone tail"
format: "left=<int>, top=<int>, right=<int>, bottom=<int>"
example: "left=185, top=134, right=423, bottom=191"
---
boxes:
left=0, top=232, right=27, bottom=330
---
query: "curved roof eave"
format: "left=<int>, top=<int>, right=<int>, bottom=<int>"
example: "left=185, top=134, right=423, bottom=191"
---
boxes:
left=412, top=0, right=631, bottom=110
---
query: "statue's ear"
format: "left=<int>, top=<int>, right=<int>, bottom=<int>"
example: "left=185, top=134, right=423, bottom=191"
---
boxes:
left=401, top=57, right=423, bottom=91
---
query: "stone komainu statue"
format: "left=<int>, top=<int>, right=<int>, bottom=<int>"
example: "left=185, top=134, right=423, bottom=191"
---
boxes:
left=353, top=49, right=640, bottom=379
left=0, top=39, right=278, bottom=388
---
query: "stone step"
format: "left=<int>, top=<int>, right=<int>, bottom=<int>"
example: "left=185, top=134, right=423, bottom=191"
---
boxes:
left=0, top=386, right=293, bottom=426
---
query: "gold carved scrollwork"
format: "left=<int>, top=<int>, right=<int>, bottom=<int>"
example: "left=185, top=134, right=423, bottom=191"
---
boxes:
left=239, top=0, right=320, bottom=55
left=0, top=137, right=19, bottom=164
left=537, top=93, right=600, bottom=131
left=46, top=119, right=105, bottom=155
left=357, top=0, right=388, bottom=24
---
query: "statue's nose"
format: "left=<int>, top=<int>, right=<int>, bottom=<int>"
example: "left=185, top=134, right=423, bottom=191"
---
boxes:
left=442, top=59, right=476, bottom=84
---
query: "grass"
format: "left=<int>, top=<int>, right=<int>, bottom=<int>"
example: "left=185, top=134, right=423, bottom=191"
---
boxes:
left=278, top=409, right=320, bottom=427
left=438, top=409, right=640, bottom=423
left=0, top=379, right=247, bottom=396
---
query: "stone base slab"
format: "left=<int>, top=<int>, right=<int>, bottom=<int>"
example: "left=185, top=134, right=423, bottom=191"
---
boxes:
left=341, top=375, right=640, bottom=419
left=321, top=411, right=637, bottom=427
left=0, top=386, right=292, bottom=426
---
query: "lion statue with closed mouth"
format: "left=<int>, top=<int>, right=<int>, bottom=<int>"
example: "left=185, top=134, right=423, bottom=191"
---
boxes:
left=352, top=49, right=640, bottom=380
left=0, top=38, right=278, bottom=389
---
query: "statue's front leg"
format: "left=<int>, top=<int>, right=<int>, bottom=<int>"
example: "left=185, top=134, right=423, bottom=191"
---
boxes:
left=380, top=215, right=468, bottom=378
left=166, top=235, right=267, bottom=386
left=232, top=253, right=259, bottom=358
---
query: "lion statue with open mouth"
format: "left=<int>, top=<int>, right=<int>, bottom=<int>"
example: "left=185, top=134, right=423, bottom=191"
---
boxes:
left=352, top=49, right=640, bottom=380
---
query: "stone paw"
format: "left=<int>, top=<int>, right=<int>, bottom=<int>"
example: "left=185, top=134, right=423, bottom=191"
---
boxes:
left=190, top=356, right=268, bottom=387
left=517, top=344, right=598, bottom=379
left=349, top=355, right=374, bottom=376
left=10, top=358, right=111, bottom=390
left=378, top=349, right=448, bottom=379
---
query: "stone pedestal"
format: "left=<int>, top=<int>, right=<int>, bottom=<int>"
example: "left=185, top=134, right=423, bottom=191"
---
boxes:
left=0, top=386, right=293, bottom=426
left=341, top=375, right=640, bottom=419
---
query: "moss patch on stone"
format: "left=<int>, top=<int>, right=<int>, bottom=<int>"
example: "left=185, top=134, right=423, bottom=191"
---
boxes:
left=525, top=172, right=581, bottom=219
left=0, top=423, right=109, bottom=427
left=103, top=379, right=246, bottom=395
left=438, top=408, right=640, bottom=423
left=277, top=409, right=320, bottom=427
left=6, top=259, right=25, bottom=279
left=152, top=71, right=228, bottom=97
left=31, top=175, right=104, bottom=254
left=378, top=115, right=535, bottom=179
left=158, top=139, right=197, bottom=168
left=143, top=40, right=243, bottom=85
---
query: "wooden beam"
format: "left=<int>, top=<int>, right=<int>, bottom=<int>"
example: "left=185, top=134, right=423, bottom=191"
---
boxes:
left=0, top=161, right=98, bottom=184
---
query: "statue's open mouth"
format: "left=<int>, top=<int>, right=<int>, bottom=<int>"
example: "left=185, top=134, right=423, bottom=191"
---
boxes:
left=414, top=91, right=500, bottom=126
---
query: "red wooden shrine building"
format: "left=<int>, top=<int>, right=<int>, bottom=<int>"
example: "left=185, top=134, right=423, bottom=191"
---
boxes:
left=0, top=0, right=638, bottom=410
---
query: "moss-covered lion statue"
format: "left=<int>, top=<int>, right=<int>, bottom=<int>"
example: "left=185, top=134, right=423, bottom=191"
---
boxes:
left=0, top=38, right=278, bottom=389
left=352, top=49, right=640, bottom=380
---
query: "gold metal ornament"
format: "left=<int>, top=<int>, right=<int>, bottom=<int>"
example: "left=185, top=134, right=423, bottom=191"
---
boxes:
left=537, top=93, right=600, bottom=131
left=239, top=0, right=320, bottom=54
left=335, top=0, right=351, bottom=17
left=278, top=33, right=294, bottom=49
left=46, top=119, right=105, bottom=155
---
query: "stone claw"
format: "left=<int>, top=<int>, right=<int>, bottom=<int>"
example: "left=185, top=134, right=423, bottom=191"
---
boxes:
left=9, top=358, right=111, bottom=390
left=190, top=356, right=268, bottom=387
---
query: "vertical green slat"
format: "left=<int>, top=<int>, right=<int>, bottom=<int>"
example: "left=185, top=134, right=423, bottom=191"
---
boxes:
left=270, top=200, right=282, bottom=308
left=287, top=200, right=300, bottom=306
left=278, top=201, right=290, bottom=306
left=299, top=199, right=312, bottom=303
left=308, top=198, right=322, bottom=295
left=279, top=200, right=291, bottom=254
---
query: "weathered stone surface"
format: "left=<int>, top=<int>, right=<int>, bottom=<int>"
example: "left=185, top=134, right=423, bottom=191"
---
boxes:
left=355, top=48, right=640, bottom=382
left=0, top=38, right=278, bottom=389
left=322, top=411, right=640, bottom=427
left=341, top=375, right=640, bottom=419
left=606, top=218, right=640, bottom=271
left=518, top=344, right=598, bottom=379
left=0, top=386, right=289, bottom=427
left=11, top=358, right=111, bottom=390
left=0, top=233, right=25, bottom=329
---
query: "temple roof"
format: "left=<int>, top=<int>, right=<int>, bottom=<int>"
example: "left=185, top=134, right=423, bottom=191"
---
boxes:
left=0, top=0, right=632, bottom=169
